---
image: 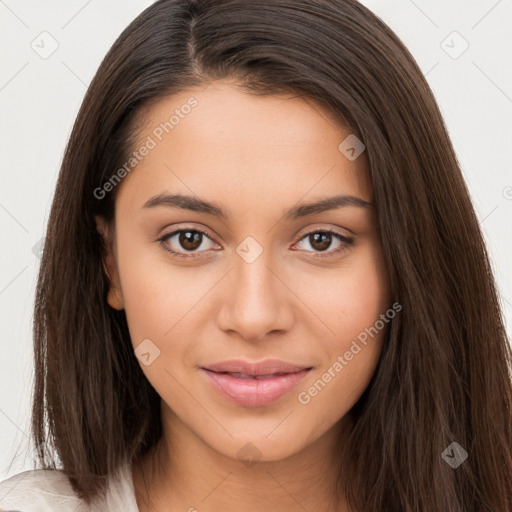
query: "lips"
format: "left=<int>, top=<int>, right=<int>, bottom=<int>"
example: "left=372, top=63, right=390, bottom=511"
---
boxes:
left=200, top=359, right=313, bottom=407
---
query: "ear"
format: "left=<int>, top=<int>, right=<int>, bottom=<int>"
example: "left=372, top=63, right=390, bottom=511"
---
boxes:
left=95, top=215, right=124, bottom=311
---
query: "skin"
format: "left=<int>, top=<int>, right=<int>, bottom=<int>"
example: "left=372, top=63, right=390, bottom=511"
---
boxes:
left=96, top=80, right=391, bottom=512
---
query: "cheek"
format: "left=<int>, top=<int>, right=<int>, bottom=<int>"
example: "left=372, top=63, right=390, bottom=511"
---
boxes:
left=120, top=276, right=205, bottom=364
left=114, top=232, right=187, bottom=348
left=298, top=238, right=390, bottom=348
left=115, top=245, right=204, bottom=401
left=294, top=240, right=390, bottom=403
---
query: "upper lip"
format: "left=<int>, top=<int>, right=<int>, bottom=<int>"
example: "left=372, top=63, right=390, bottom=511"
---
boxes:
left=201, top=359, right=312, bottom=376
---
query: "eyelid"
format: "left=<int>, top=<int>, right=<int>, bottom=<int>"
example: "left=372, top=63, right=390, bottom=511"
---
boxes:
left=293, top=223, right=353, bottom=240
left=155, top=223, right=218, bottom=244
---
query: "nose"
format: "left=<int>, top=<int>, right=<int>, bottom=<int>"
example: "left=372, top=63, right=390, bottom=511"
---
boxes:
left=215, top=249, right=295, bottom=342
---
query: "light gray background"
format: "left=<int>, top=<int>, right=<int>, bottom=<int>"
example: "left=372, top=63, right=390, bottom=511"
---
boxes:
left=1, top=0, right=511, bottom=479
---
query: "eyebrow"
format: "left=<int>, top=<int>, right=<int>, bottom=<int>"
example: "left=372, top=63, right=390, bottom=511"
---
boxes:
left=142, top=193, right=373, bottom=221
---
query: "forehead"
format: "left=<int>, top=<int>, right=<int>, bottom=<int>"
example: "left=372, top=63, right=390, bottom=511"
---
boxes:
left=116, top=81, right=372, bottom=213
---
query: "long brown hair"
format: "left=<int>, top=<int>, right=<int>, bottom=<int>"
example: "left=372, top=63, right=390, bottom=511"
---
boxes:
left=30, top=0, right=512, bottom=510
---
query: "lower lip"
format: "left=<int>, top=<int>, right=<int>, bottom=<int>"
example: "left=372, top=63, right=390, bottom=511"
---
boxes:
left=200, top=368, right=311, bottom=407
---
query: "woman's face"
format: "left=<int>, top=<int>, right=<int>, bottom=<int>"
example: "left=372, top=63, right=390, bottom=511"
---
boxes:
left=97, top=80, right=391, bottom=463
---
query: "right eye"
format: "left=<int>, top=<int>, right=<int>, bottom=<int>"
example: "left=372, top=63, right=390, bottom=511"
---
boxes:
left=157, top=228, right=221, bottom=259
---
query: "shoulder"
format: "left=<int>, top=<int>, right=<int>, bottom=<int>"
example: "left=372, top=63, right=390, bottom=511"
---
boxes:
left=0, top=461, right=138, bottom=512
left=0, top=468, right=86, bottom=511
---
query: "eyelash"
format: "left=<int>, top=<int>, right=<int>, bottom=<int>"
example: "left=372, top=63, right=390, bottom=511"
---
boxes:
left=156, top=226, right=354, bottom=260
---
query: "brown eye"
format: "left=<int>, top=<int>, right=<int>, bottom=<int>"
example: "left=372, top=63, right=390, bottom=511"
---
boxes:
left=158, top=228, right=220, bottom=259
left=294, top=229, right=353, bottom=258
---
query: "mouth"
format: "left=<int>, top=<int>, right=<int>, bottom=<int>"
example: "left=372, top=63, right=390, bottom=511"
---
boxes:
left=200, top=360, right=313, bottom=407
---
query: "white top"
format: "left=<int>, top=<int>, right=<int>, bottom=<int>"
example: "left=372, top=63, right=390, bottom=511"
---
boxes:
left=0, top=460, right=139, bottom=511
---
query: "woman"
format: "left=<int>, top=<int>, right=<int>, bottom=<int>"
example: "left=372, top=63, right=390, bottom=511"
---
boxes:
left=1, top=0, right=511, bottom=510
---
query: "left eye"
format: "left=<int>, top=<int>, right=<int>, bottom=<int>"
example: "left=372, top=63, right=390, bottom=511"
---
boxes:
left=158, top=228, right=353, bottom=259
left=293, top=229, right=353, bottom=257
